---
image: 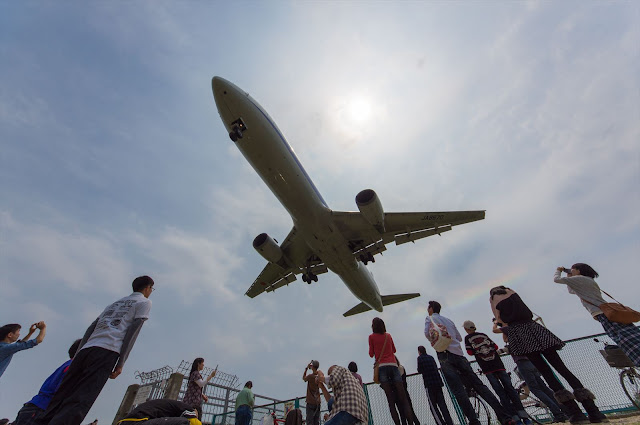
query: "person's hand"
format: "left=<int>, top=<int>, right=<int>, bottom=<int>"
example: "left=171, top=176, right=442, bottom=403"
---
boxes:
left=29, top=323, right=38, bottom=332
left=324, top=414, right=329, bottom=421
left=209, top=369, right=217, bottom=379
left=36, top=321, right=46, bottom=329
left=110, top=366, right=123, bottom=379
left=557, top=266, right=565, bottom=271
left=203, top=394, right=209, bottom=402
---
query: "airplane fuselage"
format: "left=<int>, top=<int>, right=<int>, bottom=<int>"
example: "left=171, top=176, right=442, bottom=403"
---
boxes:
left=212, top=77, right=383, bottom=312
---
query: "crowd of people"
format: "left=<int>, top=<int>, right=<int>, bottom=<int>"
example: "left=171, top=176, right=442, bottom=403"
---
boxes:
left=1, top=263, right=639, bottom=425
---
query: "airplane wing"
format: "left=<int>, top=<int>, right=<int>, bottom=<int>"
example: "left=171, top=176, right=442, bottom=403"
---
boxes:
left=331, top=210, right=485, bottom=258
left=245, top=226, right=327, bottom=297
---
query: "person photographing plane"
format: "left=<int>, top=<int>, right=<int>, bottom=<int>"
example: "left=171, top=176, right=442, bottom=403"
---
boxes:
left=302, top=360, right=321, bottom=425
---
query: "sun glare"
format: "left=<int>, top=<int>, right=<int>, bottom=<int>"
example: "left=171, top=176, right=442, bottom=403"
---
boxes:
left=346, top=97, right=372, bottom=124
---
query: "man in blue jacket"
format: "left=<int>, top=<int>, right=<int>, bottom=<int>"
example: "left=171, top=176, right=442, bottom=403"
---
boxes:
left=13, top=339, right=82, bottom=425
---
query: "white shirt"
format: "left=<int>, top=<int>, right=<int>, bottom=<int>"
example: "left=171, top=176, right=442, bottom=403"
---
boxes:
left=424, top=313, right=464, bottom=356
left=82, top=292, right=152, bottom=353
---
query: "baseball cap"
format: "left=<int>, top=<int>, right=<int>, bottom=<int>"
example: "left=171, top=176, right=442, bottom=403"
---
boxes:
left=463, top=320, right=476, bottom=330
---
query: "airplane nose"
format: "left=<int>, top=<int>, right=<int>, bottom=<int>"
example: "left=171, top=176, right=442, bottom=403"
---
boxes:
left=212, top=76, right=228, bottom=98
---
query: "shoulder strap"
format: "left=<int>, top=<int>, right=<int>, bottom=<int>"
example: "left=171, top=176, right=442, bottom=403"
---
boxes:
left=600, top=289, right=622, bottom=304
left=429, top=315, right=443, bottom=337
left=375, top=334, right=389, bottom=366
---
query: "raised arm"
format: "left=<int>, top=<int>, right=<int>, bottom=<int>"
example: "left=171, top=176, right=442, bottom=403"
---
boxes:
left=35, top=321, right=46, bottom=344
left=20, top=323, right=37, bottom=342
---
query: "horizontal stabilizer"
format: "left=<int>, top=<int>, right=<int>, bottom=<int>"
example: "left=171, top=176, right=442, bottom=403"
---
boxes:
left=343, top=302, right=373, bottom=317
left=381, top=293, right=421, bottom=306
left=343, top=293, right=421, bottom=317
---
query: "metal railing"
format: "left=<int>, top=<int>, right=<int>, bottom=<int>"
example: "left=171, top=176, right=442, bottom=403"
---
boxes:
left=211, top=332, right=638, bottom=425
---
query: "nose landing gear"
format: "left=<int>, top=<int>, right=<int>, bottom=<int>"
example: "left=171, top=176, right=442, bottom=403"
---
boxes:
left=228, top=118, right=247, bottom=142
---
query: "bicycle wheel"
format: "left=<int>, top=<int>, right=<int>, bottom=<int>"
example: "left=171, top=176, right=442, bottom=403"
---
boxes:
left=620, top=368, right=640, bottom=409
left=469, top=395, right=491, bottom=425
left=522, top=396, right=553, bottom=424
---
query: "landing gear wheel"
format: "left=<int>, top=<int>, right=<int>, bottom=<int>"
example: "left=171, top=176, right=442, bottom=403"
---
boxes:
left=229, top=126, right=243, bottom=142
left=311, top=274, right=318, bottom=282
left=302, top=274, right=308, bottom=283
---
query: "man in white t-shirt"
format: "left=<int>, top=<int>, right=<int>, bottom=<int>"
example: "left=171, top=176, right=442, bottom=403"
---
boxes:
left=38, top=276, right=154, bottom=425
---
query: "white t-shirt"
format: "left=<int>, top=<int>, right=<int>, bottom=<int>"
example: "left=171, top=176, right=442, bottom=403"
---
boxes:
left=82, top=292, right=152, bottom=354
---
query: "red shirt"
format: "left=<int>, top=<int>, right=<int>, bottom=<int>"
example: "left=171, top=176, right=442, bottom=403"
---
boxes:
left=369, top=332, right=396, bottom=364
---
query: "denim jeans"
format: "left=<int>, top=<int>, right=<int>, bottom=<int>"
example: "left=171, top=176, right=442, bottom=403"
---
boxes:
left=437, top=351, right=508, bottom=425
left=486, top=370, right=526, bottom=419
left=235, top=405, right=252, bottom=425
left=378, top=365, right=402, bottom=383
left=325, top=411, right=359, bottom=425
left=515, top=359, right=567, bottom=419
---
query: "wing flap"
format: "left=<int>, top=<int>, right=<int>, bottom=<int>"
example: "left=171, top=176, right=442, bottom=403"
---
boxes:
left=332, top=210, right=485, bottom=259
left=245, top=226, right=329, bottom=297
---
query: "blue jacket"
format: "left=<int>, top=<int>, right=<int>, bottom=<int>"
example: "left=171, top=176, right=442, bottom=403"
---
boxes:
left=29, top=359, right=72, bottom=409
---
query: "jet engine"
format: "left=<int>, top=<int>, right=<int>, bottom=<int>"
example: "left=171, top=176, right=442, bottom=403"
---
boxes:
left=356, top=189, right=385, bottom=233
left=253, top=233, right=283, bottom=264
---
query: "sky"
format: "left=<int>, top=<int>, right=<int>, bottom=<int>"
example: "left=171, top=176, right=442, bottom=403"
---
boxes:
left=1, top=0, right=639, bottom=422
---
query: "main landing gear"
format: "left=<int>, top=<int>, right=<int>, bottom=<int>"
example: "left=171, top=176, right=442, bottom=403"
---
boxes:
left=302, top=272, right=318, bottom=284
left=359, top=252, right=375, bottom=265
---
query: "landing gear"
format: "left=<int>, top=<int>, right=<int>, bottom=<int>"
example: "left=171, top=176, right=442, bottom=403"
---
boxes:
left=359, top=252, right=375, bottom=265
left=228, top=118, right=247, bottom=142
left=301, top=272, right=318, bottom=284
left=229, top=125, right=243, bottom=142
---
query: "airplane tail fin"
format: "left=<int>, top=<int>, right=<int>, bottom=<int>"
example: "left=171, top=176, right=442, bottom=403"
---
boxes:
left=343, top=293, right=421, bottom=317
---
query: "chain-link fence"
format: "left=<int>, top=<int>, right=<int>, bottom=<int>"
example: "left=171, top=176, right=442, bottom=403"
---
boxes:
left=211, top=332, right=638, bottom=425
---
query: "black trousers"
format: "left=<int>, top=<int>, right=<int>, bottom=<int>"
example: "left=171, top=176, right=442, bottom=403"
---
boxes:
left=14, top=403, right=44, bottom=425
left=526, top=349, right=583, bottom=392
left=38, top=346, right=119, bottom=425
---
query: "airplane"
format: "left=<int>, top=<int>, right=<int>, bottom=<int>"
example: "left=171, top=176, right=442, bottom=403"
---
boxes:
left=211, top=76, right=485, bottom=317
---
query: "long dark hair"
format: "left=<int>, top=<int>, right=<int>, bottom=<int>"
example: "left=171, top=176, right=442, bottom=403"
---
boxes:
left=372, top=317, right=386, bottom=334
left=571, top=263, right=599, bottom=279
left=191, top=357, right=204, bottom=373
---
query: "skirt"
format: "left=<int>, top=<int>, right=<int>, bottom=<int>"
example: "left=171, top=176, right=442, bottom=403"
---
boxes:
left=504, top=321, right=564, bottom=356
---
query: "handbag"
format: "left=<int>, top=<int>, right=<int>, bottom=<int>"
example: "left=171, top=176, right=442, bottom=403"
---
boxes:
left=373, top=334, right=389, bottom=384
left=428, top=316, right=453, bottom=352
left=582, top=289, right=640, bottom=325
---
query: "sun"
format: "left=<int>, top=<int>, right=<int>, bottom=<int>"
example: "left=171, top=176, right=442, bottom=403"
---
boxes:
left=346, top=97, right=373, bottom=124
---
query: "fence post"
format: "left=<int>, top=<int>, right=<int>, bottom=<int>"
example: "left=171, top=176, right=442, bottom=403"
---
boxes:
left=222, top=387, right=232, bottom=425
left=164, top=372, right=184, bottom=400
left=112, top=384, right=140, bottom=425
left=363, top=384, right=374, bottom=425
left=441, top=372, right=466, bottom=425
